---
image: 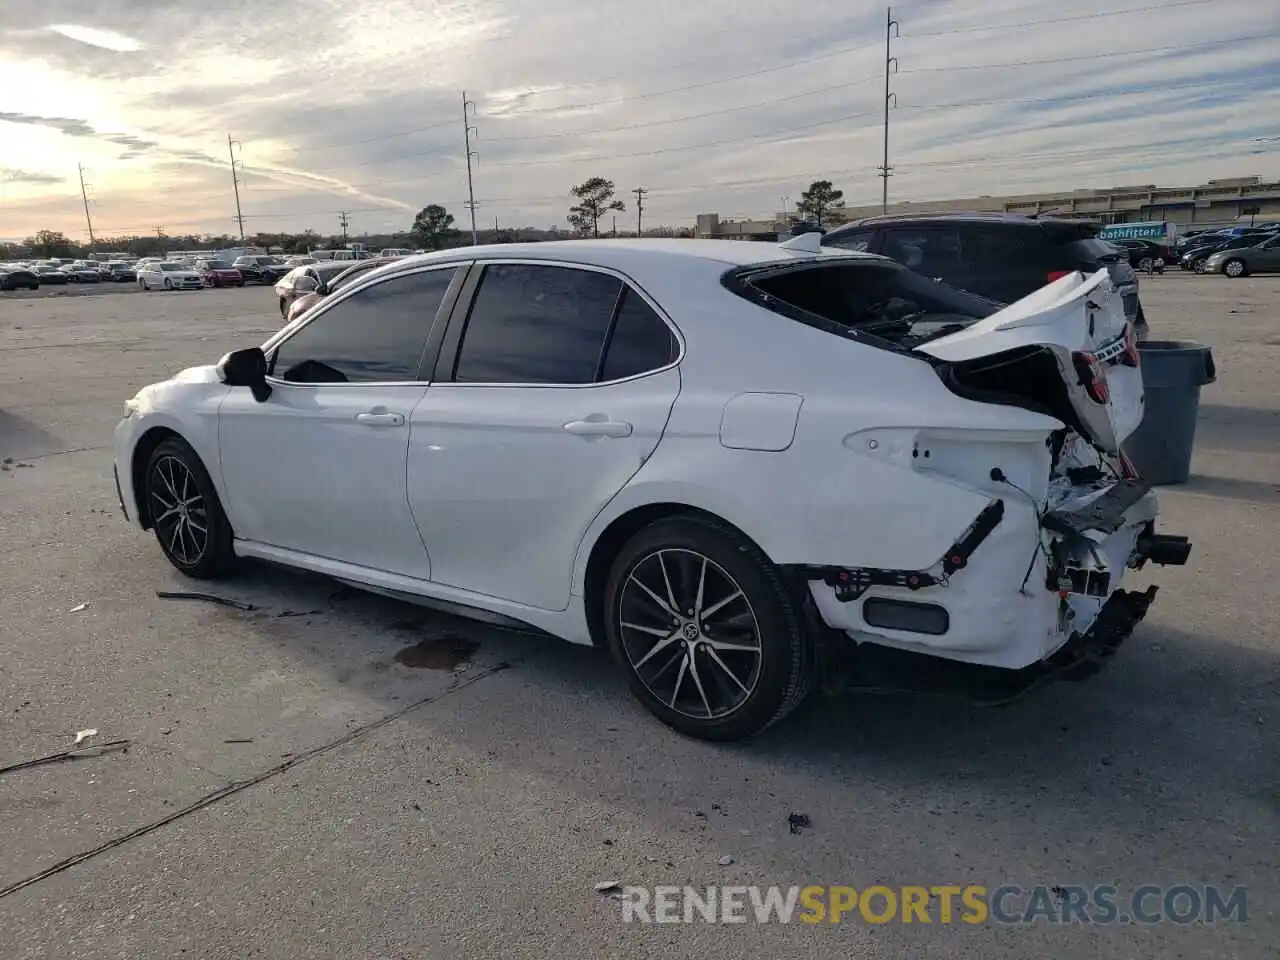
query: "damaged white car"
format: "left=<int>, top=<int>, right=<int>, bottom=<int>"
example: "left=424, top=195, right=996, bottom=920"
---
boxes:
left=112, top=237, right=1190, bottom=740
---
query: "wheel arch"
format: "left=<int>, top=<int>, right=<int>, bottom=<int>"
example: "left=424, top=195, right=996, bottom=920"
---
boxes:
left=130, top=426, right=185, bottom=530
left=580, top=501, right=775, bottom=648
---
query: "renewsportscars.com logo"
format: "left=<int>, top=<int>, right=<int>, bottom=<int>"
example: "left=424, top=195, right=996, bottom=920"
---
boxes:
left=618, top=884, right=1249, bottom=925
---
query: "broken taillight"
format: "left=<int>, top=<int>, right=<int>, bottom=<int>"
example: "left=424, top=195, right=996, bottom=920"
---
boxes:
left=1072, top=351, right=1110, bottom=404
left=1046, top=270, right=1072, bottom=283
left=1120, top=323, right=1141, bottom=367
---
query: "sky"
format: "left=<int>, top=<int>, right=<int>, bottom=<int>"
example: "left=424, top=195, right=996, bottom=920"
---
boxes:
left=1, top=0, right=1278, bottom=242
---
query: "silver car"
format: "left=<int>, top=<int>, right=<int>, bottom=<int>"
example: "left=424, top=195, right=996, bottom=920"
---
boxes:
left=1205, top=234, right=1280, bottom=277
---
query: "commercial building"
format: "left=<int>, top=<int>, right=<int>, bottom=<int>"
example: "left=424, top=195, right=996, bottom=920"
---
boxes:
left=696, top=175, right=1280, bottom=239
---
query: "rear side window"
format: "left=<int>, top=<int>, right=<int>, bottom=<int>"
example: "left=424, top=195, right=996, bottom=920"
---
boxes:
left=1066, top=238, right=1119, bottom=260
left=964, top=226, right=1051, bottom=269
left=453, top=264, right=623, bottom=384
left=599, top=289, right=677, bottom=381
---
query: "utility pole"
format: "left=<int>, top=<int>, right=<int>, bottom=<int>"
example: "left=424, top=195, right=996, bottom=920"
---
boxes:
left=339, top=211, right=350, bottom=244
left=462, top=91, right=479, bottom=245
left=632, top=186, right=648, bottom=237
left=77, top=163, right=96, bottom=252
left=227, top=134, right=246, bottom=242
left=878, top=6, right=900, bottom=215
left=154, top=224, right=165, bottom=255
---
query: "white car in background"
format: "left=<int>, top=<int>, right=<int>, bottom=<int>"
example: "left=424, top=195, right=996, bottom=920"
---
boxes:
left=112, top=237, right=1190, bottom=740
left=137, top=261, right=205, bottom=291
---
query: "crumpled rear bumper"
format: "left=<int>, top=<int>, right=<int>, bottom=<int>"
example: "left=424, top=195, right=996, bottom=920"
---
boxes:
left=810, top=586, right=1160, bottom=703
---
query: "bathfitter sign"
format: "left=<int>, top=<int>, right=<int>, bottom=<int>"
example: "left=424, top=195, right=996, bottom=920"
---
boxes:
left=1099, top=221, right=1170, bottom=241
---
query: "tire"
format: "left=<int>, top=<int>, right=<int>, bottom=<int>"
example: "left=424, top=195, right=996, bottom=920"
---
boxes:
left=143, top=437, right=236, bottom=579
left=1194, top=260, right=1206, bottom=274
left=279, top=297, right=288, bottom=318
left=1138, top=256, right=1154, bottom=273
left=139, top=278, right=148, bottom=290
left=602, top=515, right=813, bottom=741
left=1222, top=258, right=1247, bottom=278
left=163, top=278, right=173, bottom=290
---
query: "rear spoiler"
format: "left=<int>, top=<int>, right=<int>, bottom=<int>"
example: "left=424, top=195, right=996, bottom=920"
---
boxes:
left=1040, top=219, right=1104, bottom=243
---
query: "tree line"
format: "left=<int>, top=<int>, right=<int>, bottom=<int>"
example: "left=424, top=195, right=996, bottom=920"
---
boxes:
left=2, top=178, right=846, bottom=260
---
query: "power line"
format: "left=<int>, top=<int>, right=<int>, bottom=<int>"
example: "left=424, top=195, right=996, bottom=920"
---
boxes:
left=899, top=33, right=1274, bottom=74
left=481, top=75, right=881, bottom=142
left=899, top=0, right=1216, bottom=40
left=492, top=38, right=884, bottom=117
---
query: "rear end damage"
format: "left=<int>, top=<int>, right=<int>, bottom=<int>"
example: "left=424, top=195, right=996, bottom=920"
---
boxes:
left=789, top=271, right=1190, bottom=699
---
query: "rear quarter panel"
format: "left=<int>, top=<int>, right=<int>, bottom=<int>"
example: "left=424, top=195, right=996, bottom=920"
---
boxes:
left=573, top=276, right=1063, bottom=588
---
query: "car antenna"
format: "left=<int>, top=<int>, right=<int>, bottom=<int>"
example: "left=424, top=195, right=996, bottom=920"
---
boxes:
left=778, top=232, right=824, bottom=254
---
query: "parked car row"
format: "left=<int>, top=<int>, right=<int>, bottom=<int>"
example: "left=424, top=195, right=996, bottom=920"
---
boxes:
left=0, top=258, right=139, bottom=288
left=1170, top=225, right=1280, bottom=276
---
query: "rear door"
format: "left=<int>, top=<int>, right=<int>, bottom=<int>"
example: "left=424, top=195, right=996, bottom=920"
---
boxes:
left=407, top=261, right=681, bottom=611
left=1253, top=235, right=1280, bottom=270
left=917, top=269, right=1142, bottom=453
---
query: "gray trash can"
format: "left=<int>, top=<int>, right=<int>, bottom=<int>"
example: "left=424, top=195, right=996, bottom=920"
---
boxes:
left=1123, top=341, right=1216, bottom=485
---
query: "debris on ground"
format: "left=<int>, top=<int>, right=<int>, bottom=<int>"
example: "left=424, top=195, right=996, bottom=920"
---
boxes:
left=718, top=855, right=735, bottom=866
left=276, top=609, right=322, bottom=618
left=222, top=739, right=254, bottom=744
left=69, top=603, right=88, bottom=613
left=594, top=880, right=621, bottom=894
left=74, top=729, right=98, bottom=745
left=788, top=812, right=811, bottom=834
left=0, top=739, right=130, bottom=777
left=155, top=590, right=257, bottom=611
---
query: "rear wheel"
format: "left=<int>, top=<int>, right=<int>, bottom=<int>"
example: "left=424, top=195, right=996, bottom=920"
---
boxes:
left=143, top=438, right=236, bottom=578
left=1138, top=256, right=1154, bottom=273
left=1194, top=259, right=1207, bottom=274
left=163, top=278, right=173, bottom=290
left=279, top=297, right=288, bottom=318
left=1222, top=258, right=1247, bottom=278
left=603, top=515, right=813, bottom=741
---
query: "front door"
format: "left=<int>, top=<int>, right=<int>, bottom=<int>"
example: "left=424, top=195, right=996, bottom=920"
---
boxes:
left=407, top=262, right=682, bottom=611
left=218, top=265, right=461, bottom=579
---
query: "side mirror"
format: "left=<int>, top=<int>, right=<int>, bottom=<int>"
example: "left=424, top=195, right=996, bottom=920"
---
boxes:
left=295, top=276, right=318, bottom=293
left=216, top=347, right=272, bottom=403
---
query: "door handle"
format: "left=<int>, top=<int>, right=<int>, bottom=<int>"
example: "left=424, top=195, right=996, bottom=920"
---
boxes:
left=564, top=417, right=633, bottom=438
left=355, top=411, right=405, bottom=427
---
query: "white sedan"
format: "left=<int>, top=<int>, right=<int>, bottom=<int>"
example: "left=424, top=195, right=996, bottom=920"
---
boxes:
left=112, top=237, right=1190, bottom=740
left=137, top=261, right=205, bottom=291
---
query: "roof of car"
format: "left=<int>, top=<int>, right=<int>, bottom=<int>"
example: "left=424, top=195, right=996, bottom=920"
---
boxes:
left=394, top=238, right=880, bottom=273
left=828, top=212, right=1102, bottom=232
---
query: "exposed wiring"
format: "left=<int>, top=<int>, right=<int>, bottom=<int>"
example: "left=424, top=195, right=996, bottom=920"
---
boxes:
left=990, top=468, right=1052, bottom=595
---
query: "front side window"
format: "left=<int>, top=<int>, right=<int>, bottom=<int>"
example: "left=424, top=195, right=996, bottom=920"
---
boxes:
left=271, top=267, right=458, bottom=384
left=452, top=263, right=623, bottom=384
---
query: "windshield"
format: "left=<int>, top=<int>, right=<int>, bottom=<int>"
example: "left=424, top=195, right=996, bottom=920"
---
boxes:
left=158, top=263, right=183, bottom=271
left=314, top=262, right=349, bottom=281
left=203, top=260, right=233, bottom=269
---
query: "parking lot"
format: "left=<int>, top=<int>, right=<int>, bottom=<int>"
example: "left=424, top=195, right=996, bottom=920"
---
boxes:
left=1, top=274, right=1276, bottom=957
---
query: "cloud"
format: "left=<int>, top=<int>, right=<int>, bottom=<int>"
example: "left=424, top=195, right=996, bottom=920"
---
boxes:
left=0, top=0, right=1277, bottom=238
left=47, top=24, right=144, bottom=52
left=2, top=168, right=63, bottom=185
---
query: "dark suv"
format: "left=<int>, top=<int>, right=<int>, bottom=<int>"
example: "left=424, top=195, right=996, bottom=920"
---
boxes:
left=821, top=213, right=1146, bottom=337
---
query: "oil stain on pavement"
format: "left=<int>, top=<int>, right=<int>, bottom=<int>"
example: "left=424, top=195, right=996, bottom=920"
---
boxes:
left=393, top=635, right=480, bottom=670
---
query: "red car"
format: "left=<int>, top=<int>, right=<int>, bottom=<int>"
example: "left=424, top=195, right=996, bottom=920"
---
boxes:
left=194, top=259, right=244, bottom=288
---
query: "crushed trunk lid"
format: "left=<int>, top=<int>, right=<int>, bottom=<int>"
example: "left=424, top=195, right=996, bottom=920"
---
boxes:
left=916, top=269, right=1143, bottom=453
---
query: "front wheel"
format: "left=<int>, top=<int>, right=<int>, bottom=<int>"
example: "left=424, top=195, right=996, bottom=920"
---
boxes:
left=1222, top=258, right=1247, bottom=278
left=603, top=515, right=813, bottom=741
left=143, top=438, right=236, bottom=578
left=1194, top=260, right=1207, bottom=274
left=163, top=278, right=173, bottom=290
